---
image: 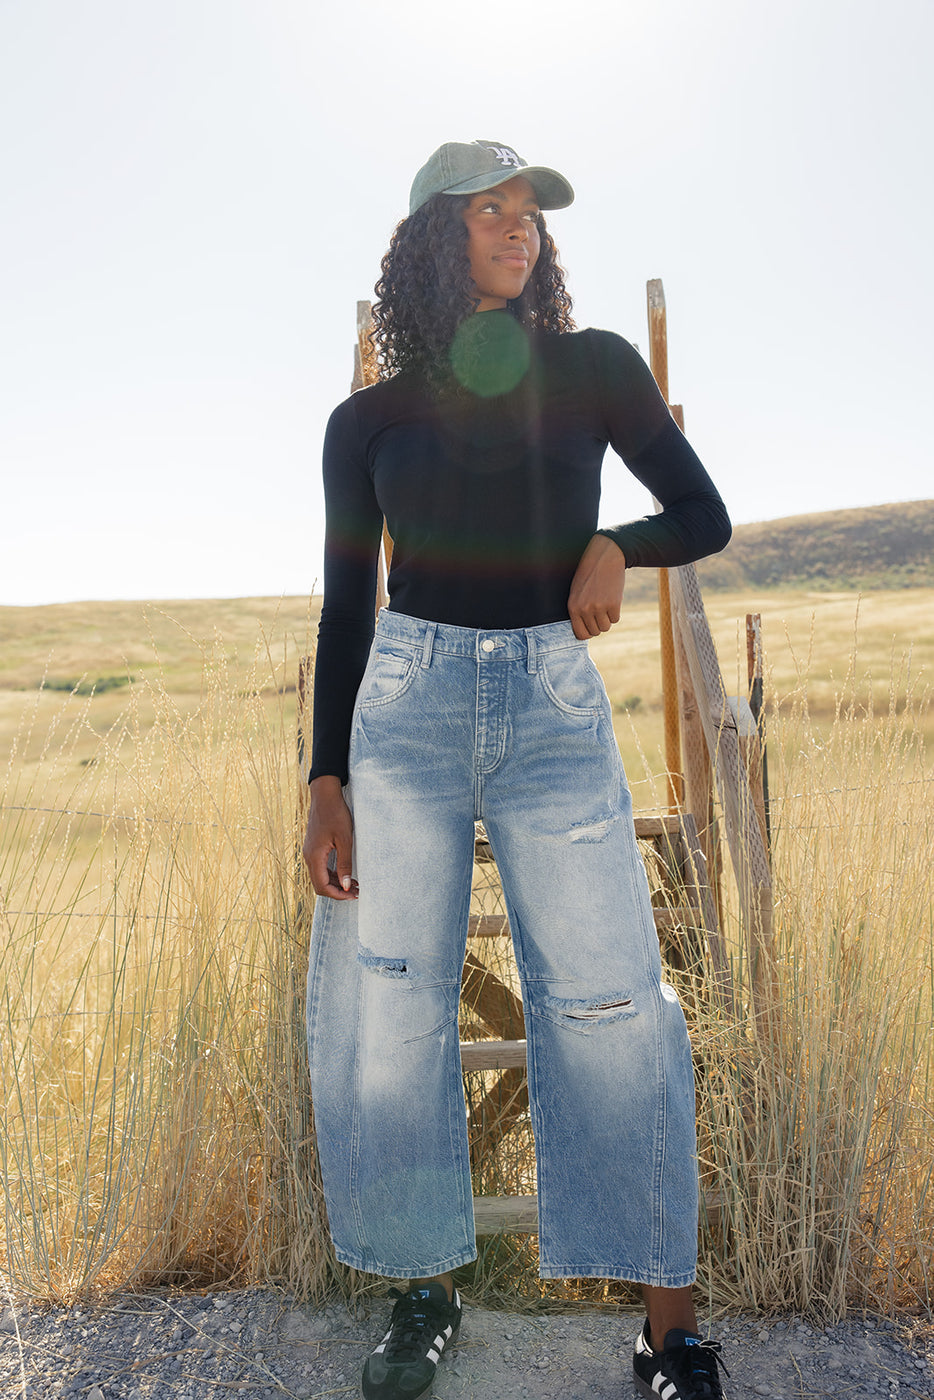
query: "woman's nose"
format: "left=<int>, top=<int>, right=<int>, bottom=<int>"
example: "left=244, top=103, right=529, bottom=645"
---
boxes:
left=505, top=216, right=528, bottom=240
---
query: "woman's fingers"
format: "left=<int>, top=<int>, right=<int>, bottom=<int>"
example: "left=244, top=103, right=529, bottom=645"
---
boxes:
left=304, top=783, right=358, bottom=900
left=571, top=607, right=613, bottom=640
left=568, top=534, right=626, bottom=639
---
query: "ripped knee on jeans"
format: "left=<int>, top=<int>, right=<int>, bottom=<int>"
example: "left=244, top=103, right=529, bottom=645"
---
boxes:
left=541, top=991, right=635, bottom=1024
left=566, top=812, right=620, bottom=843
left=358, top=945, right=418, bottom=982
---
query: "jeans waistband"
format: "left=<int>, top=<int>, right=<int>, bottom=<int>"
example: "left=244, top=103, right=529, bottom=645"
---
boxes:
left=375, top=609, right=587, bottom=673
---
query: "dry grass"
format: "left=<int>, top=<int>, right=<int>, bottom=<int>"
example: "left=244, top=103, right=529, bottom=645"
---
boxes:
left=0, top=592, right=931, bottom=1318
left=0, top=620, right=333, bottom=1303
left=694, top=660, right=933, bottom=1317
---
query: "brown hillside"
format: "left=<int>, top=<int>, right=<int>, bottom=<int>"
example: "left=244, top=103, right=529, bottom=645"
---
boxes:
left=694, top=498, right=934, bottom=592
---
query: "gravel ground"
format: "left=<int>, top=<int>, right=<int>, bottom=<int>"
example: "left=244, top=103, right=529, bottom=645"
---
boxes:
left=1, top=1289, right=932, bottom=1399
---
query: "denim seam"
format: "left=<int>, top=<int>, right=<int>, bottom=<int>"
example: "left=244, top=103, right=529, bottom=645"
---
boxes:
left=537, top=1264, right=697, bottom=1286
left=402, top=1009, right=459, bottom=1046
left=332, top=1243, right=478, bottom=1278
left=447, top=837, right=478, bottom=1251
left=348, top=928, right=368, bottom=1252
left=625, top=815, right=669, bottom=1278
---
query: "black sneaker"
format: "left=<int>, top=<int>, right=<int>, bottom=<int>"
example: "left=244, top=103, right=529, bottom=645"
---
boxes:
left=362, top=1284, right=462, bottom=1400
left=633, top=1319, right=728, bottom=1399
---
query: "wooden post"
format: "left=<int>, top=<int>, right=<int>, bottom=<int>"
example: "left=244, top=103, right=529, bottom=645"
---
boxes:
left=647, top=281, right=684, bottom=812
left=646, top=279, right=669, bottom=405
left=667, top=563, right=778, bottom=1032
left=674, top=605, right=722, bottom=924
left=746, top=613, right=771, bottom=855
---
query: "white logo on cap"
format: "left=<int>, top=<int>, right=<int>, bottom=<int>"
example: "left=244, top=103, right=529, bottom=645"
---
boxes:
left=486, top=145, right=521, bottom=168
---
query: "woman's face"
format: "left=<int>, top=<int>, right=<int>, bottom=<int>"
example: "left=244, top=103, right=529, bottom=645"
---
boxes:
left=461, top=175, right=542, bottom=312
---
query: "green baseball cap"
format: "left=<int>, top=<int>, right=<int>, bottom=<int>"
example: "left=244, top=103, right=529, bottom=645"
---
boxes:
left=409, top=139, right=574, bottom=216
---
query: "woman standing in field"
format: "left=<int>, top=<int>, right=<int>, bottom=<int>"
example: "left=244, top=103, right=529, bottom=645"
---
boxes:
left=304, top=139, right=731, bottom=1400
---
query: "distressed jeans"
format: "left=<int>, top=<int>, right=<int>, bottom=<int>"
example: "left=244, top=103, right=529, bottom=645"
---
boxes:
left=306, top=610, right=698, bottom=1285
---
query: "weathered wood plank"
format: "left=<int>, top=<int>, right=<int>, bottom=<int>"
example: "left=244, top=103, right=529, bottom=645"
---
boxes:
left=668, top=561, right=778, bottom=1031
left=460, top=1039, right=527, bottom=1070
left=474, top=1196, right=538, bottom=1234
left=678, top=811, right=733, bottom=1009
left=632, top=815, right=682, bottom=838
left=474, top=1191, right=725, bottom=1235
left=468, top=914, right=510, bottom=938
left=651, top=905, right=700, bottom=933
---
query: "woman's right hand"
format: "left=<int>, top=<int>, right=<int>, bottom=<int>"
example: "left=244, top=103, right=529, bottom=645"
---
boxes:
left=303, top=776, right=358, bottom=900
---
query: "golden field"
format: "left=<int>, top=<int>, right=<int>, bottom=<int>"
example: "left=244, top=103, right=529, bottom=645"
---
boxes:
left=0, top=584, right=931, bottom=1316
left=3, top=585, right=931, bottom=800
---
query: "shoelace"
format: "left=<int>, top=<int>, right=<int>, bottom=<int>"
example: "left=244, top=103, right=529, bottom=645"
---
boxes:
left=665, top=1337, right=730, bottom=1396
left=382, top=1288, right=451, bottom=1361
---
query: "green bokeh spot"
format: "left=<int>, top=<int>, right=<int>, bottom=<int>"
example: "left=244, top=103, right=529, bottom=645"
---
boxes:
left=449, top=312, right=531, bottom=398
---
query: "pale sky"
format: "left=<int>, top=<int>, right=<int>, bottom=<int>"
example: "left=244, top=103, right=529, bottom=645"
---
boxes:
left=1, top=0, right=931, bottom=606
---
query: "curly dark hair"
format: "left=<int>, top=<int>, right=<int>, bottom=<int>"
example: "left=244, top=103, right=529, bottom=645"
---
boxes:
left=371, top=193, right=574, bottom=387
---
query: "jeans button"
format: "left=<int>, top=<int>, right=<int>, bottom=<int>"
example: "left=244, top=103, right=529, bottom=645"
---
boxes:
left=481, top=639, right=496, bottom=653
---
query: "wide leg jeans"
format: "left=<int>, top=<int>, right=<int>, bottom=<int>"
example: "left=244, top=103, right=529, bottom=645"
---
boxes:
left=306, top=610, right=698, bottom=1286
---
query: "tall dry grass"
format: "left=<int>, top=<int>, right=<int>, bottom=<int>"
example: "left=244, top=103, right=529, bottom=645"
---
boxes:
left=693, top=650, right=933, bottom=1317
left=0, top=619, right=931, bottom=1318
left=0, top=630, right=336, bottom=1303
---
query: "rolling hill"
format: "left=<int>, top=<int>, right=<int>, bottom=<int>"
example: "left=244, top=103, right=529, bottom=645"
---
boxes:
left=694, top=498, right=934, bottom=593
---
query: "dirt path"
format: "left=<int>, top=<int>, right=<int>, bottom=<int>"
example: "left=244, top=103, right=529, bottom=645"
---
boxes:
left=1, top=1289, right=932, bottom=1399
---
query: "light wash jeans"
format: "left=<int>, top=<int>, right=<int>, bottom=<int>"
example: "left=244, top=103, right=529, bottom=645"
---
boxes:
left=306, top=610, right=698, bottom=1286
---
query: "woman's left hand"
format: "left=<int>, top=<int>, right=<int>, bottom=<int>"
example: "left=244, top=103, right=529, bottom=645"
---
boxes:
left=568, top=534, right=627, bottom=639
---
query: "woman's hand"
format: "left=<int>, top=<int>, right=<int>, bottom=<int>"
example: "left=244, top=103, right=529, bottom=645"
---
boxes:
left=568, top=534, right=627, bottom=639
left=303, top=776, right=358, bottom=900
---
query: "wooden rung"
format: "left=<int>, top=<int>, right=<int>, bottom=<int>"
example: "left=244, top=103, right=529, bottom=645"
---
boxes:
left=474, top=1190, right=724, bottom=1236
left=468, top=914, right=510, bottom=938
left=460, top=1039, right=527, bottom=1070
left=474, top=1195, right=538, bottom=1234
left=633, top=815, right=683, bottom=838
left=652, top=905, right=700, bottom=933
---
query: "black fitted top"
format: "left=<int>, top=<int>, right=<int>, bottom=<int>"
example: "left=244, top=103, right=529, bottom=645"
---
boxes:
left=311, top=315, right=731, bottom=782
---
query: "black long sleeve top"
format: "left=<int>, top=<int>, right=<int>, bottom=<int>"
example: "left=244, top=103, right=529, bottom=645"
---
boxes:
left=310, top=315, right=731, bottom=782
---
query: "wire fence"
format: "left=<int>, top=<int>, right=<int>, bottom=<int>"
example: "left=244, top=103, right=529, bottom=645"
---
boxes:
left=3, top=773, right=928, bottom=831
left=0, top=803, right=262, bottom=831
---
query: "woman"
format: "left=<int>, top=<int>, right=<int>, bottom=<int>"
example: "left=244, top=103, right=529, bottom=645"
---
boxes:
left=304, top=139, right=731, bottom=1400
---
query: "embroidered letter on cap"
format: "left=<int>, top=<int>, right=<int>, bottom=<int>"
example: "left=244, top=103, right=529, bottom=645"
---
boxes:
left=485, top=144, right=521, bottom=168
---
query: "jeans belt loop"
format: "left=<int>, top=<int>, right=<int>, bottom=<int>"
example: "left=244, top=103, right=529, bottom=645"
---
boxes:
left=525, top=628, right=538, bottom=674
left=420, top=622, right=437, bottom=668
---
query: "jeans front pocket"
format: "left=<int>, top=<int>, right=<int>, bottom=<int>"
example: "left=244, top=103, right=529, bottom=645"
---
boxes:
left=357, top=645, right=420, bottom=709
left=537, top=647, right=606, bottom=717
